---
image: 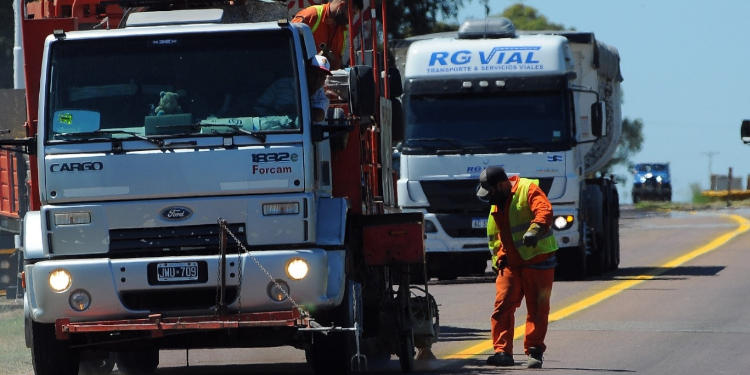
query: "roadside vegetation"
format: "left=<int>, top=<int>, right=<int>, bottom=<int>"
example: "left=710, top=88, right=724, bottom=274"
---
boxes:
left=632, top=183, right=750, bottom=211
left=0, top=304, right=30, bottom=375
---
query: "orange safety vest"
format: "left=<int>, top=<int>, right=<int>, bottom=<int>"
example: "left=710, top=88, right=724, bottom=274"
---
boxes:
left=487, top=178, right=558, bottom=266
left=308, top=5, right=348, bottom=60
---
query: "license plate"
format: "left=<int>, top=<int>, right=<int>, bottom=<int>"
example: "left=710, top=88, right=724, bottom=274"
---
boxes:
left=471, top=218, right=488, bottom=229
left=156, top=262, right=199, bottom=282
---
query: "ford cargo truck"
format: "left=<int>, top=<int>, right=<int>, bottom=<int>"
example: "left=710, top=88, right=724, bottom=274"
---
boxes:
left=7, top=1, right=437, bottom=374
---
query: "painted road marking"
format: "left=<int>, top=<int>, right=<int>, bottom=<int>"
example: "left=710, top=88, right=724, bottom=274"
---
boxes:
left=444, top=214, right=750, bottom=359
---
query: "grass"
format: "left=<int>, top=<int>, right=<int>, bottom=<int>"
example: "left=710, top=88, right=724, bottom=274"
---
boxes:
left=633, top=198, right=750, bottom=212
left=0, top=307, right=32, bottom=375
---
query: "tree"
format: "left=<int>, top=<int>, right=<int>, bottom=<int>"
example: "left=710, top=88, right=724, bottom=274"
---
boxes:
left=499, top=3, right=568, bottom=31
left=599, top=118, right=644, bottom=176
left=385, top=0, right=474, bottom=39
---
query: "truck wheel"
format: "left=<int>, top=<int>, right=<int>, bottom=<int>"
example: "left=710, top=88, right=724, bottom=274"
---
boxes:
left=30, top=321, right=79, bottom=375
left=115, top=348, right=159, bottom=375
left=307, top=280, right=362, bottom=374
left=556, top=246, right=587, bottom=280
left=79, top=352, right=115, bottom=375
left=398, top=329, right=415, bottom=372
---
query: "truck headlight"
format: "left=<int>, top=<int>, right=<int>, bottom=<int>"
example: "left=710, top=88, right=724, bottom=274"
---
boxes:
left=49, top=269, right=72, bottom=292
left=262, top=202, right=299, bottom=216
left=286, top=258, right=309, bottom=280
left=553, top=215, right=574, bottom=230
left=69, top=290, right=91, bottom=312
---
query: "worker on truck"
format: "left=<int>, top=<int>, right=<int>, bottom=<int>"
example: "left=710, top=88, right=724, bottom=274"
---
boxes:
left=291, top=0, right=362, bottom=69
left=477, top=166, right=558, bottom=368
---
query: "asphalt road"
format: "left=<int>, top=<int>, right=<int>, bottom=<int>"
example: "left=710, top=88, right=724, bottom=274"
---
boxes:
left=139, top=208, right=750, bottom=374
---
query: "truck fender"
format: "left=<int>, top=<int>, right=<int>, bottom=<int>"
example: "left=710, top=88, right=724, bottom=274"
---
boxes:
left=24, top=292, right=32, bottom=348
left=316, top=197, right=348, bottom=246
left=21, top=211, right=45, bottom=260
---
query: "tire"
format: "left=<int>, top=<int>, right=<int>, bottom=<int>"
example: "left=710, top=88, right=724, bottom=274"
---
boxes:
left=115, top=348, right=159, bottom=375
left=556, top=246, right=587, bottom=281
left=584, top=186, right=607, bottom=276
left=307, top=280, right=362, bottom=374
left=30, top=321, right=79, bottom=375
left=79, top=352, right=115, bottom=375
left=398, top=329, right=415, bottom=372
left=607, top=185, right=621, bottom=271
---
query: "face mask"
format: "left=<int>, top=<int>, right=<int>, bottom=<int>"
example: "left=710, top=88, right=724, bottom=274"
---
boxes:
left=334, top=11, right=348, bottom=25
left=488, top=186, right=511, bottom=207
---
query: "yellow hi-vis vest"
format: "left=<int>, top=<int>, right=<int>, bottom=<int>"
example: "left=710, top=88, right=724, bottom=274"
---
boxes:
left=487, top=178, right=558, bottom=266
left=310, top=5, right=348, bottom=60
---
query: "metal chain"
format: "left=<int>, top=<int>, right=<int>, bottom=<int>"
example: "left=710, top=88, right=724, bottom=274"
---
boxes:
left=221, top=224, right=308, bottom=317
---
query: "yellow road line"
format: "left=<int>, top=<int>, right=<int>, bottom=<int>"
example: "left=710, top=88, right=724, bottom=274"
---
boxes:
left=445, top=214, right=750, bottom=359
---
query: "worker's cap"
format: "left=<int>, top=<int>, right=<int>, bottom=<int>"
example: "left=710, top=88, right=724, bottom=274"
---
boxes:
left=311, top=55, right=332, bottom=75
left=476, top=166, right=508, bottom=200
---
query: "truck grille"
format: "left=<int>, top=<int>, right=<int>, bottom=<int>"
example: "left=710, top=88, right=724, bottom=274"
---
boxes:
left=420, top=178, right=553, bottom=214
left=109, top=224, right=246, bottom=256
left=120, top=287, right=238, bottom=311
left=434, top=213, right=486, bottom=238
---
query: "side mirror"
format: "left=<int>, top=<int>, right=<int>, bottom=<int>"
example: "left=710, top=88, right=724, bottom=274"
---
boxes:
left=591, top=102, right=605, bottom=138
left=384, top=67, right=403, bottom=97
left=349, top=65, right=375, bottom=119
left=742, top=119, right=750, bottom=144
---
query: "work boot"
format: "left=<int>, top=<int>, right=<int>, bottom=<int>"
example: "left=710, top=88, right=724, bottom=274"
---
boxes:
left=486, top=352, right=514, bottom=366
left=526, top=347, right=544, bottom=368
left=415, top=346, right=436, bottom=360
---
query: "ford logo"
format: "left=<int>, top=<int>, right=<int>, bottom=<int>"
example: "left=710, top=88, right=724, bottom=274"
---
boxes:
left=161, top=206, right=193, bottom=221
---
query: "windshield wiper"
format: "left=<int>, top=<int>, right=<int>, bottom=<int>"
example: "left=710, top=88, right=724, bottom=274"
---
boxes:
left=483, top=136, right=539, bottom=152
left=199, top=124, right=266, bottom=143
left=405, top=137, right=490, bottom=154
left=405, top=137, right=466, bottom=153
left=56, top=130, right=165, bottom=147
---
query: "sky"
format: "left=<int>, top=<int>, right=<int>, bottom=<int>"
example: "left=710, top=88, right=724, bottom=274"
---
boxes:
left=441, top=0, right=750, bottom=202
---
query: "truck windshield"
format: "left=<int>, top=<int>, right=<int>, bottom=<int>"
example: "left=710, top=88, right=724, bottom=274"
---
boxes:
left=636, top=164, right=668, bottom=172
left=402, top=91, right=571, bottom=154
left=46, top=30, right=301, bottom=142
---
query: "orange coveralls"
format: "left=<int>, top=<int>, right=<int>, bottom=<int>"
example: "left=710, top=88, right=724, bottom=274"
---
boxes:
left=490, top=175, right=555, bottom=355
left=292, top=4, right=347, bottom=69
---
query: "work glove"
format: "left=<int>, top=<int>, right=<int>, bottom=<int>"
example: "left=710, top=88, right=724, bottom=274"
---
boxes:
left=522, top=222, right=544, bottom=247
left=494, top=254, right=508, bottom=276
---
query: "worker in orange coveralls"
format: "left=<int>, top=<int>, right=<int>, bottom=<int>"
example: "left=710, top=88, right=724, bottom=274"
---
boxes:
left=476, top=166, right=558, bottom=369
left=291, top=0, right=363, bottom=70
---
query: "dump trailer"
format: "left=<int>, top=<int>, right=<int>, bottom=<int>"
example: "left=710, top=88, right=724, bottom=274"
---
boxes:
left=395, top=18, right=623, bottom=280
left=5, top=1, right=438, bottom=374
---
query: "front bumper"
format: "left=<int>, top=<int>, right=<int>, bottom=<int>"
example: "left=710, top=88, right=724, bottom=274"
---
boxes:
left=421, top=213, right=488, bottom=254
left=26, top=249, right=345, bottom=324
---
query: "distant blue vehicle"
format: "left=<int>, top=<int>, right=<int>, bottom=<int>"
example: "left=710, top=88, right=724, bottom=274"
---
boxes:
left=632, top=163, right=671, bottom=203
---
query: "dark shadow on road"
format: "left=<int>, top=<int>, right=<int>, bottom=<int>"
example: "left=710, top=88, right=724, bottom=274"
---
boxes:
left=429, top=275, right=495, bottom=286
left=583, top=265, right=725, bottom=281
left=541, top=367, right=635, bottom=373
left=437, top=325, right=490, bottom=343
left=149, top=356, right=636, bottom=375
left=154, top=362, right=312, bottom=375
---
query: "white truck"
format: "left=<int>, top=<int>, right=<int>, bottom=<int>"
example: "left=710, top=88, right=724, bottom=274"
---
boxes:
left=8, top=1, right=437, bottom=374
left=395, top=18, right=622, bottom=280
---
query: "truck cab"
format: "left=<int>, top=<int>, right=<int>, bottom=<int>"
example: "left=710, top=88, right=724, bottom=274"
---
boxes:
left=631, top=163, right=672, bottom=202
left=396, top=18, right=623, bottom=280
